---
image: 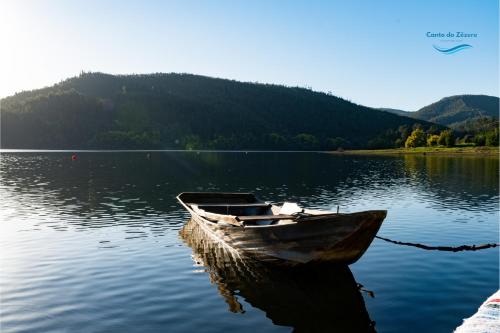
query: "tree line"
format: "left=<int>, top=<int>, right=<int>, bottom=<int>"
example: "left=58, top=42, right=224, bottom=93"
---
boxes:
left=1, top=72, right=442, bottom=150
left=404, top=120, right=498, bottom=148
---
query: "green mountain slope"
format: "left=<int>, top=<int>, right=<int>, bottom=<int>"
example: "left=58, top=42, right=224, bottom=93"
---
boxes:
left=1, top=72, right=438, bottom=150
left=414, top=95, right=498, bottom=128
left=383, top=95, right=498, bottom=130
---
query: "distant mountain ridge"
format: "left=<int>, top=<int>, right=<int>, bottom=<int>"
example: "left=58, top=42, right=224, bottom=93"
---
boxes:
left=378, top=108, right=413, bottom=117
left=382, top=95, right=499, bottom=129
left=0, top=72, right=438, bottom=150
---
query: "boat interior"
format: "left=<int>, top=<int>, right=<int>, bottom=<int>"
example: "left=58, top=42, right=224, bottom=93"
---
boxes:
left=177, top=192, right=331, bottom=226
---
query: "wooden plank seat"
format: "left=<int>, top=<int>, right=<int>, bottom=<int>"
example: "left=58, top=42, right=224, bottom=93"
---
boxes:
left=191, top=203, right=271, bottom=208
left=235, top=214, right=296, bottom=222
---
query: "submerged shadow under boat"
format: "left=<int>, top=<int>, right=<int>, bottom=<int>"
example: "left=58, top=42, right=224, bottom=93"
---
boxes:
left=177, top=192, right=387, bottom=265
left=180, top=218, right=377, bottom=332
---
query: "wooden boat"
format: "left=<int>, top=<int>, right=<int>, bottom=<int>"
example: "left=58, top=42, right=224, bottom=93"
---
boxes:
left=177, top=192, right=387, bottom=265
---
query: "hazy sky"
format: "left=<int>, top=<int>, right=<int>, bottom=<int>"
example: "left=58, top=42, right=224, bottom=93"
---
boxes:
left=1, top=0, right=498, bottom=110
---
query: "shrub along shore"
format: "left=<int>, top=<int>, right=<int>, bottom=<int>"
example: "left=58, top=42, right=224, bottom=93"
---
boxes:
left=332, top=146, right=499, bottom=155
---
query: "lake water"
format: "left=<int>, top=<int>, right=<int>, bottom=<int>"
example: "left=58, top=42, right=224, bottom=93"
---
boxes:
left=1, top=152, right=498, bottom=333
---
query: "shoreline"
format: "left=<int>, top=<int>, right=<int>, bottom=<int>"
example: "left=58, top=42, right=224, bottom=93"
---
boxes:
left=0, top=147, right=498, bottom=156
left=331, top=147, right=499, bottom=156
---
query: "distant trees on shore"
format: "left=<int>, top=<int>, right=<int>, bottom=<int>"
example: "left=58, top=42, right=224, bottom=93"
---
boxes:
left=404, top=122, right=498, bottom=148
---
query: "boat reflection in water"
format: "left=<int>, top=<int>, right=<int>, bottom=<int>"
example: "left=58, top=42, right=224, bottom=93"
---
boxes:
left=180, top=218, right=376, bottom=333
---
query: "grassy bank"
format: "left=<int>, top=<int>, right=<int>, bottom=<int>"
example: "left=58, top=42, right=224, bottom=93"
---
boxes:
left=333, top=146, right=499, bottom=156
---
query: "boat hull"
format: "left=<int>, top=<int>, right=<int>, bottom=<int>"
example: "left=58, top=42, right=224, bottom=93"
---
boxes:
left=188, top=210, right=386, bottom=265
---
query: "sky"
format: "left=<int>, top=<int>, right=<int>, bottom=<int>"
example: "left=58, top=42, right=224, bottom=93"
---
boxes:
left=1, top=0, right=498, bottom=110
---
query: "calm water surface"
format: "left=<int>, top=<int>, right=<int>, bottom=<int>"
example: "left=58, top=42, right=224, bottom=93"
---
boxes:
left=1, top=152, right=498, bottom=333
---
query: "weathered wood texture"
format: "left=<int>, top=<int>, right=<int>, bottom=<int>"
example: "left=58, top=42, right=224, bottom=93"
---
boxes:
left=177, top=192, right=387, bottom=265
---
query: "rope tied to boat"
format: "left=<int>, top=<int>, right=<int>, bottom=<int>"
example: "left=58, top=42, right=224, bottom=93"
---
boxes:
left=375, top=236, right=499, bottom=252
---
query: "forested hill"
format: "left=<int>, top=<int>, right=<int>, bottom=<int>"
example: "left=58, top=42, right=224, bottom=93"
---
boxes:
left=1, top=72, right=437, bottom=150
left=413, top=95, right=499, bottom=130
left=384, top=95, right=499, bottom=130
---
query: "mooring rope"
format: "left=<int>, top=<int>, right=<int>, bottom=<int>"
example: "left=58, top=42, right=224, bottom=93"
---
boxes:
left=375, top=236, right=499, bottom=252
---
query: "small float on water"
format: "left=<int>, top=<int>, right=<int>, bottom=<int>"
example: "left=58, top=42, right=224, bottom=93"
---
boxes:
left=177, top=192, right=387, bottom=265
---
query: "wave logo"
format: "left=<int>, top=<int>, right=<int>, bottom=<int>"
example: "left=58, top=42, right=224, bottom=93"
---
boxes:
left=433, top=44, right=472, bottom=54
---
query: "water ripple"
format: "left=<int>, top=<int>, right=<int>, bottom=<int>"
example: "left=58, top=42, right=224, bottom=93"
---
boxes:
left=0, top=152, right=498, bottom=333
